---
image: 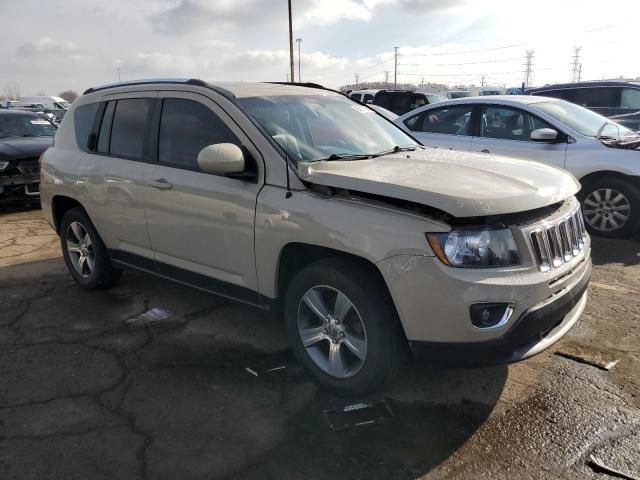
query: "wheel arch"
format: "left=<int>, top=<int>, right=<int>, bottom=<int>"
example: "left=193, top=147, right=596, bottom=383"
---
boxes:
left=274, top=243, right=396, bottom=315
left=51, top=195, right=86, bottom=234
left=578, top=171, right=640, bottom=194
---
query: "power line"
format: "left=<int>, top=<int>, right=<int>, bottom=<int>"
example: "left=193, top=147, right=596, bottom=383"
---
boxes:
left=409, top=43, right=526, bottom=57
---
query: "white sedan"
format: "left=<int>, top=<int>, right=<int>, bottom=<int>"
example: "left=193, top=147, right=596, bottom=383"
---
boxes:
left=395, top=96, right=640, bottom=237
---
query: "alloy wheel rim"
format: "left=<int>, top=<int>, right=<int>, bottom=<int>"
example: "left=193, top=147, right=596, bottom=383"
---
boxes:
left=297, top=285, right=367, bottom=379
left=66, top=222, right=95, bottom=278
left=582, top=188, right=631, bottom=232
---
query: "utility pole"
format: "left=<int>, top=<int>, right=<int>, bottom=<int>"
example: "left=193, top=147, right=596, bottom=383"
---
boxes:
left=570, top=46, right=582, bottom=83
left=355, top=73, right=359, bottom=88
left=421, top=76, right=424, bottom=90
left=393, top=47, right=398, bottom=89
left=296, top=38, right=302, bottom=83
left=288, top=0, right=294, bottom=82
left=286, top=73, right=289, bottom=82
left=523, top=50, right=534, bottom=87
left=384, top=70, right=390, bottom=88
left=117, top=68, right=121, bottom=82
left=481, top=75, right=486, bottom=87
left=578, top=63, right=583, bottom=82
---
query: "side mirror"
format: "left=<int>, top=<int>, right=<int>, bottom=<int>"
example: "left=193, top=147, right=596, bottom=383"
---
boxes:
left=530, top=128, right=558, bottom=142
left=197, top=143, right=245, bottom=174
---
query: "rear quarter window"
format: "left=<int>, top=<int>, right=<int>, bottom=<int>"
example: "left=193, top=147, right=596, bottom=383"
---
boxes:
left=74, top=103, right=99, bottom=150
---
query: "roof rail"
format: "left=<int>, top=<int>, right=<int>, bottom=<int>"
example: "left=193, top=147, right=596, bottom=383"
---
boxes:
left=82, top=78, right=238, bottom=98
left=265, top=81, right=349, bottom=97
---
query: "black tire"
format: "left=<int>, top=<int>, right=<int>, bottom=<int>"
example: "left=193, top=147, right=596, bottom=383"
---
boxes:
left=60, top=207, right=121, bottom=290
left=579, top=177, right=640, bottom=238
left=283, top=257, right=407, bottom=396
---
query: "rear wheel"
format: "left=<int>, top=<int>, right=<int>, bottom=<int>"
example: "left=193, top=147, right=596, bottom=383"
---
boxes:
left=579, top=178, right=640, bottom=238
left=60, top=208, right=121, bottom=290
left=283, top=257, right=406, bottom=396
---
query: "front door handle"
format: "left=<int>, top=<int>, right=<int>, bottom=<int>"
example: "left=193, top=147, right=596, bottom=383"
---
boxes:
left=147, top=178, right=173, bottom=190
left=480, top=149, right=490, bottom=153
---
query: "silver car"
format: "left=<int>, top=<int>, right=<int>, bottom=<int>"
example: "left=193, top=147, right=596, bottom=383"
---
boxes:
left=41, top=80, right=591, bottom=395
left=395, top=96, right=640, bottom=237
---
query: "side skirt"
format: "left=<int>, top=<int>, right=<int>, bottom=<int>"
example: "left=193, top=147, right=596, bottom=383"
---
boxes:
left=109, top=249, right=272, bottom=310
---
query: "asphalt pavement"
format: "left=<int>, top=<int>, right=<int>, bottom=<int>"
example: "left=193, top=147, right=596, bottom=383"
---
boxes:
left=1, top=209, right=639, bottom=480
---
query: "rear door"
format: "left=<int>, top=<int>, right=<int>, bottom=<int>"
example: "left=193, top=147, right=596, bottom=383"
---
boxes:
left=401, top=104, right=473, bottom=151
left=75, top=93, right=156, bottom=262
left=470, top=104, right=567, bottom=169
left=142, top=91, right=262, bottom=303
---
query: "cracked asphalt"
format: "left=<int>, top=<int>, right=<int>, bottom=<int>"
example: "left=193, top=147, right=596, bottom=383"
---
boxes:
left=1, top=208, right=639, bottom=480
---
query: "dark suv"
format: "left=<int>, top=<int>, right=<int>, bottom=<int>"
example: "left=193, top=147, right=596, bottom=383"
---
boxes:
left=0, top=110, right=56, bottom=204
left=372, top=90, right=431, bottom=116
left=528, top=81, right=640, bottom=130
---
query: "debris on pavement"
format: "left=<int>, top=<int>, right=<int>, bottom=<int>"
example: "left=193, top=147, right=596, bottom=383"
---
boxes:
left=589, top=454, right=640, bottom=480
left=324, top=399, right=394, bottom=432
left=125, top=307, right=172, bottom=327
left=245, top=367, right=259, bottom=377
left=555, top=343, right=620, bottom=371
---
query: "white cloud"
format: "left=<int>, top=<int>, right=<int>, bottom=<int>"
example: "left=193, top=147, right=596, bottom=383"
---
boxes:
left=16, top=37, right=80, bottom=57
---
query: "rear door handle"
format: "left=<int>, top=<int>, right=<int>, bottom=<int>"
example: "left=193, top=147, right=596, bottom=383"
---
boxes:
left=147, top=178, right=173, bottom=190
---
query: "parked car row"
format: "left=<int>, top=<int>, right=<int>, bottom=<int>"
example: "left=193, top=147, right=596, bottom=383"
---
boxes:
left=395, top=95, right=640, bottom=237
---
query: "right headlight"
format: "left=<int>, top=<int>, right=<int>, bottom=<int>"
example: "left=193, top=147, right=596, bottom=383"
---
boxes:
left=426, top=228, right=521, bottom=268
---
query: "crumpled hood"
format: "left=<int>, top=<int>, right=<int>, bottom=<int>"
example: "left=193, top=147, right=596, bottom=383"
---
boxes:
left=0, top=137, right=52, bottom=160
left=297, top=149, right=580, bottom=217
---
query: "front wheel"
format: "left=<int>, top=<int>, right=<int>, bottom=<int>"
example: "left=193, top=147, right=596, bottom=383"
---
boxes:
left=579, top=178, right=640, bottom=238
left=283, top=257, right=406, bottom=396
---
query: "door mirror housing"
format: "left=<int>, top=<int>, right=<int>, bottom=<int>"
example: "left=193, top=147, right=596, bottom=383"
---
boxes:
left=197, top=143, right=245, bottom=174
left=530, top=128, right=558, bottom=142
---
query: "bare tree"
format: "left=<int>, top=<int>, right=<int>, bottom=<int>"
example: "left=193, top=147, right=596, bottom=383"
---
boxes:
left=36, top=90, right=47, bottom=96
left=4, top=82, right=20, bottom=100
left=58, top=90, right=78, bottom=103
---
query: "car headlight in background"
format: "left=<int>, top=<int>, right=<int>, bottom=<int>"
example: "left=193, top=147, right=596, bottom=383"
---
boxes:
left=426, top=229, right=521, bottom=267
left=0, top=161, right=10, bottom=171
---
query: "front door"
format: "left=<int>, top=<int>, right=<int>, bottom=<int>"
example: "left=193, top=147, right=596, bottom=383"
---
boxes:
left=142, top=92, right=263, bottom=303
left=470, top=105, right=567, bottom=170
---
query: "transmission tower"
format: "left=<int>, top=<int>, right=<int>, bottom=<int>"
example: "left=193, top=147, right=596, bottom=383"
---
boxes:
left=570, top=47, right=582, bottom=82
left=523, top=50, right=535, bottom=87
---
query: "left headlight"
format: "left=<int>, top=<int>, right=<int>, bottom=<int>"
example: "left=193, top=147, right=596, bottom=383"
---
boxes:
left=0, top=160, right=10, bottom=171
left=426, top=228, right=521, bottom=268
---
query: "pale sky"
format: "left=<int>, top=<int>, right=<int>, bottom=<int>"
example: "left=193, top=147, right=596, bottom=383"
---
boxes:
left=1, top=0, right=638, bottom=96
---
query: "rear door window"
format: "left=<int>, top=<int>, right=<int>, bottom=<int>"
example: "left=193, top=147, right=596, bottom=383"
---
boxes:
left=109, top=99, right=152, bottom=159
left=158, top=98, right=240, bottom=170
left=97, top=101, right=115, bottom=153
left=419, top=105, right=473, bottom=135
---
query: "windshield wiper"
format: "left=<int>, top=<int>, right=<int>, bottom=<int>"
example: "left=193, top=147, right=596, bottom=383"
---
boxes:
left=323, top=145, right=419, bottom=161
left=326, top=153, right=373, bottom=160
left=369, top=145, right=419, bottom=157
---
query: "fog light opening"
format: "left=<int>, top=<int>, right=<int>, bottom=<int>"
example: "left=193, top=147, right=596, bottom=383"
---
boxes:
left=469, top=303, right=514, bottom=329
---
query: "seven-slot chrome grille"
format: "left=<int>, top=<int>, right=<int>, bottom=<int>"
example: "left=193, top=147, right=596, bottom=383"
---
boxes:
left=529, top=204, right=587, bottom=272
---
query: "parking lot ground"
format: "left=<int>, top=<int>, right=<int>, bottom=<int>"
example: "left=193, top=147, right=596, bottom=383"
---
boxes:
left=0, top=209, right=639, bottom=480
